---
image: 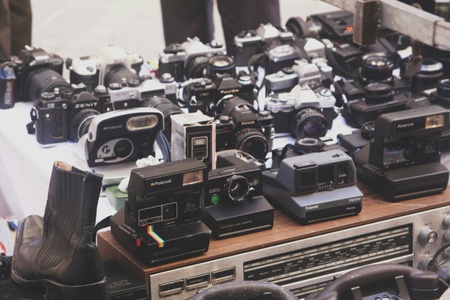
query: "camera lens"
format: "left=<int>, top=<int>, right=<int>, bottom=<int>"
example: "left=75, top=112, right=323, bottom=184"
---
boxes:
left=364, top=82, right=394, bottom=104
left=141, top=95, right=183, bottom=138
left=27, top=68, right=73, bottom=102
left=206, top=55, right=236, bottom=79
left=293, top=137, right=324, bottom=154
left=103, top=64, right=140, bottom=87
left=437, top=78, right=450, bottom=98
left=361, top=54, right=394, bottom=82
left=225, top=175, right=249, bottom=202
left=293, top=108, right=328, bottom=138
left=235, top=128, right=270, bottom=159
left=410, top=58, right=443, bottom=94
left=114, top=139, right=133, bottom=158
left=71, top=108, right=100, bottom=140
left=184, top=56, right=209, bottom=79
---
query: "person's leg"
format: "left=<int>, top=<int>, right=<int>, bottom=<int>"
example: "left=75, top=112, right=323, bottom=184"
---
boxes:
left=0, top=0, right=12, bottom=59
left=160, top=0, right=214, bottom=46
left=9, top=0, right=32, bottom=56
left=216, top=0, right=281, bottom=50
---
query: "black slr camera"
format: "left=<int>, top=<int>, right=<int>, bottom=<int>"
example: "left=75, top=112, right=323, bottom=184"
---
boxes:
left=110, top=158, right=211, bottom=265
left=30, top=85, right=114, bottom=145
left=83, top=107, right=164, bottom=167
left=182, top=55, right=257, bottom=116
left=66, top=45, right=143, bottom=92
left=15, top=46, right=71, bottom=103
left=158, top=37, right=226, bottom=82
left=355, top=105, right=450, bottom=201
left=204, top=155, right=273, bottom=239
left=214, top=96, right=274, bottom=160
left=265, top=84, right=336, bottom=139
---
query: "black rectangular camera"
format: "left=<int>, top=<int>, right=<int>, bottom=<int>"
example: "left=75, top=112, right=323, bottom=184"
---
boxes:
left=110, top=158, right=211, bottom=266
left=262, top=149, right=363, bottom=224
left=83, top=107, right=164, bottom=167
left=30, top=85, right=114, bottom=145
left=214, top=96, right=274, bottom=160
left=203, top=155, right=274, bottom=239
left=356, top=105, right=450, bottom=201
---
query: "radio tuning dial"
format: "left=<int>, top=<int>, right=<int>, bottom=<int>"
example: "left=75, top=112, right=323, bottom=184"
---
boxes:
left=419, top=227, right=438, bottom=244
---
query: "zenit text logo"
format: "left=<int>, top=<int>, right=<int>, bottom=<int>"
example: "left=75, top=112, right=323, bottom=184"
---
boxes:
left=150, top=179, right=172, bottom=187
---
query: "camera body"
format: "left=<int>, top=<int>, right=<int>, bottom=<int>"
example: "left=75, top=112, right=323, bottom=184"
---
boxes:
left=158, top=37, right=226, bottom=82
left=182, top=55, right=257, bottom=116
left=84, top=107, right=163, bottom=166
left=110, top=158, right=211, bottom=265
left=233, top=23, right=295, bottom=67
left=265, top=84, right=336, bottom=138
left=215, top=96, right=274, bottom=160
left=356, top=105, right=450, bottom=201
left=15, top=46, right=69, bottom=102
left=31, top=86, right=114, bottom=145
left=204, top=155, right=273, bottom=239
left=262, top=149, right=363, bottom=224
left=67, top=45, right=143, bottom=91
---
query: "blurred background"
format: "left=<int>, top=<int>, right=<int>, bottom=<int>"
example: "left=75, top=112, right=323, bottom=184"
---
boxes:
left=31, top=0, right=339, bottom=70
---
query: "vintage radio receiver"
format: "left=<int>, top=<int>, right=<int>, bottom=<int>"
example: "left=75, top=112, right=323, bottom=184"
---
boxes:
left=148, top=205, right=450, bottom=299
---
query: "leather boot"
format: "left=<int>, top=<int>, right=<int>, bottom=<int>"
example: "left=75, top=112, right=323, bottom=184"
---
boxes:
left=11, top=161, right=109, bottom=300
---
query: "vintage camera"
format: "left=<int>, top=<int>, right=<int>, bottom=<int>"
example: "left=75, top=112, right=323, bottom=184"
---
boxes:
left=262, top=149, right=363, bottom=224
left=182, top=55, right=257, bottom=116
left=215, top=96, right=274, bottom=160
left=341, top=82, right=424, bottom=128
left=110, top=158, right=211, bottom=265
left=66, top=45, right=143, bottom=91
left=83, top=107, right=164, bottom=167
left=14, top=46, right=70, bottom=103
left=355, top=105, right=450, bottom=201
left=203, top=155, right=273, bottom=239
left=30, top=85, right=114, bottom=145
left=233, top=23, right=295, bottom=67
left=265, top=84, right=336, bottom=138
left=158, top=37, right=226, bottom=82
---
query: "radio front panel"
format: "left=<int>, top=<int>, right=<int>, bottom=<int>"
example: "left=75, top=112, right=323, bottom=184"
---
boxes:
left=149, top=205, right=450, bottom=299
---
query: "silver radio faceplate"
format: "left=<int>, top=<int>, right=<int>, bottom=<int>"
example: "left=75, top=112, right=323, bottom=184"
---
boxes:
left=149, top=206, right=450, bottom=299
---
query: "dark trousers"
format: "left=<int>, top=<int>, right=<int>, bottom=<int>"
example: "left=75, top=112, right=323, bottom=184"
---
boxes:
left=160, top=0, right=281, bottom=50
left=0, top=0, right=32, bottom=59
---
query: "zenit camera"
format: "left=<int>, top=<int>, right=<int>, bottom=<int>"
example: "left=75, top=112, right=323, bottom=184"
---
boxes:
left=182, top=55, right=257, bottom=116
left=66, top=45, right=143, bottom=91
left=215, top=96, right=274, bottom=160
left=356, top=105, right=450, bottom=201
left=84, top=107, right=164, bottom=167
left=30, top=85, right=114, bottom=145
left=110, top=158, right=211, bottom=265
left=158, top=37, right=226, bottom=82
left=15, top=46, right=71, bottom=102
left=265, top=84, right=336, bottom=138
left=262, top=149, right=363, bottom=224
left=204, top=155, right=274, bottom=239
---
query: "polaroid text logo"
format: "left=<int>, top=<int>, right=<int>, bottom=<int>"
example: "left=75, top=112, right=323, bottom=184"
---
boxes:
left=150, top=179, right=172, bottom=187
left=397, top=122, right=414, bottom=129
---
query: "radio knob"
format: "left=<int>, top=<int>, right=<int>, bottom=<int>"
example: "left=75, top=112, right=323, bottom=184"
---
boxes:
left=443, top=215, right=450, bottom=227
left=419, top=227, right=438, bottom=244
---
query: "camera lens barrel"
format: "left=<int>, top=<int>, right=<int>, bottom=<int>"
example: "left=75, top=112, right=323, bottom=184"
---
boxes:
left=225, top=175, right=250, bottom=202
left=364, top=82, right=394, bottom=104
left=27, top=68, right=73, bottom=102
left=292, top=108, right=328, bottom=138
left=361, top=54, right=394, bottom=82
